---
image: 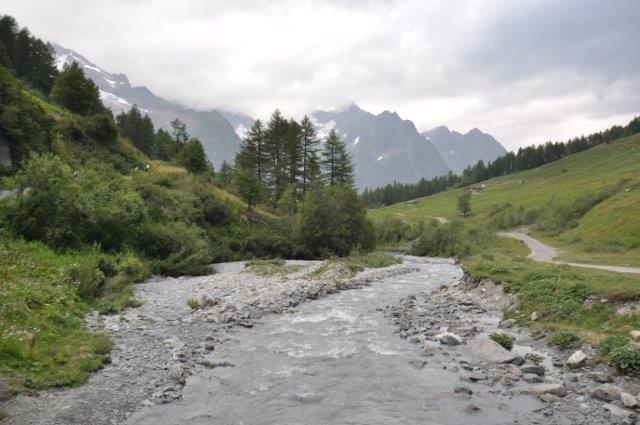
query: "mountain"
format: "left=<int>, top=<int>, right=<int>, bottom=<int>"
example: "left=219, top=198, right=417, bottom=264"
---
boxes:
left=421, top=126, right=506, bottom=173
left=52, top=44, right=243, bottom=167
left=219, top=111, right=255, bottom=140
left=311, top=104, right=449, bottom=189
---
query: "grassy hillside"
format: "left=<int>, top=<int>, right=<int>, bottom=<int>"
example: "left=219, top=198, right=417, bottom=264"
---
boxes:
left=370, top=133, right=640, bottom=266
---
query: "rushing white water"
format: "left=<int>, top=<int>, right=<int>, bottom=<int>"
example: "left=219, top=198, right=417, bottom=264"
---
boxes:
left=128, top=257, right=541, bottom=424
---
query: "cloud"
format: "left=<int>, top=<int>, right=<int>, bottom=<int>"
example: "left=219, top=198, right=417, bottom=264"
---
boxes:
left=3, top=0, right=639, bottom=149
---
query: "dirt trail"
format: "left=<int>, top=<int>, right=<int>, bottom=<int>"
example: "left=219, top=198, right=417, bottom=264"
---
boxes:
left=498, top=227, right=640, bottom=274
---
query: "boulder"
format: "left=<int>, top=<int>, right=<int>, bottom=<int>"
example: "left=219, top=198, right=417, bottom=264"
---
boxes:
left=436, top=332, right=463, bottom=346
left=500, top=319, right=517, bottom=328
left=592, top=383, right=621, bottom=401
left=520, top=363, right=545, bottom=376
left=631, top=330, right=640, bottom=340
left=531, top=383, right=567, bottom=398
left=454, top=386, right=473, bottom=396
left=588, top=371, right=612, bottom=383
left=169, top=364, right=184, bottom=381
left=602, top=403, right=636, bottom=424
left=566, top=350, right=587, bottom=369
left=465, top=404, right=481, bottom=414
left=523, top=373, right=543, bottom=383
left=621, top=392, right=639, bottom=409
left=462, top=338, right=519, bottom=364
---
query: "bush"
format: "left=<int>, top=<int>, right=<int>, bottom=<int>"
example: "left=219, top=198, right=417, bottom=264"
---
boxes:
left=597, top=335, right=630, bottom=357
left=377, top=217, right=410, bottom=244
left=6, top=154, right=89, bottom=247
left=610, top=345, right=640, bottom=376
left=490, top=333, right=513, bottom=350
left=524, top=352, right=544, bottom=365
left=83, top=113, right=118, bottom=145
left=137, top=222, right=213, bottom=276
left=412, top=220, right=494, bottom=258
left=549, top=331, right=581, bottom=350
left=297, top=184, right=373, bottom=257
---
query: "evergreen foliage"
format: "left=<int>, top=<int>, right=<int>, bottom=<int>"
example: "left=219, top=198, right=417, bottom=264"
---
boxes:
left=0, top=15, right=58, bottom=94
left=321, top=129, right=354, bottom=188
left=116, top=106, right=155, bottom=155
left=51, top=62, right=104, bottom=115
left=177, top=138, right=209, bottom=173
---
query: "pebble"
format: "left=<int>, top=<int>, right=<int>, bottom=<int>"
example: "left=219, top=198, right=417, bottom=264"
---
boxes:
left=566, top=350, right=587, bottom=369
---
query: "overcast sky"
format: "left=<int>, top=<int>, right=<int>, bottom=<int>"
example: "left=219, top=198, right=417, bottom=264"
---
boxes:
left=4, top=0, right=639, bottom=149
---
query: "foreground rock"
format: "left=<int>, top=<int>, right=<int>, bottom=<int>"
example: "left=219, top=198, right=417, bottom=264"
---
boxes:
left=461, top=338, right=520, bottom=364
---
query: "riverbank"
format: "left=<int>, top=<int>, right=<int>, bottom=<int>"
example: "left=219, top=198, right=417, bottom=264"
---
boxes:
left=0, top=259, right=413, bottom=424
left=384, top=272, right=640, bottom=423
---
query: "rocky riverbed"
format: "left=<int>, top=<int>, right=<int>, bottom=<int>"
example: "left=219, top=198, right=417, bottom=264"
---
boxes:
left=384, top=275, right=640, bottom=424
left=1, top=260, right=413, bottom=424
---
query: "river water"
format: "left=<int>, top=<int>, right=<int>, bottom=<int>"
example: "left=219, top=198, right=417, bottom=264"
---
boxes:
left=129, top=257, right=541, bottom=424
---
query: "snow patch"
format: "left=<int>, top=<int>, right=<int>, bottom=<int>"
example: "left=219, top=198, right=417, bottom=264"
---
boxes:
left=83, top=64, right=102, bottom=73
left=235, top=124, right=248, bottom=139
left=104, top=78, right=117, bottom=87
left=353, top=136, right=360, bottom=146
left=376, top=156, right=383, bottom=161
left=449, top=150, right=455, bottom=154
left=310, top=117, right=336, bottom=140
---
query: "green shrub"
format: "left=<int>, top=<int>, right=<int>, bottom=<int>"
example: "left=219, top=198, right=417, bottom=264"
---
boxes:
left=83, top=113, right=118, bottom=145
left=597, top=335, right=630, bottom=357
left=377, top=217, right=410, bottom=244
left=549, top=331, right=581, bottom=350
left=412, top=220, right=494, bottom=258
left=187, top=298, right=200, bottom=310
left=610, top=345, right=640, bottom=376
left=524, top=352, right=544, bottom=365
left=490, top=333, right=513, bottom=350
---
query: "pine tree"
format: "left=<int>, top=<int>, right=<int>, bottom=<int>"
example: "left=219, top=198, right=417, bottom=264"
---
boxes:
left=177, top=138, right=208, bottom=173
left=236, top=168, right=265, bottom=211
left=50, top=62, right=103, bottom=115
left=116, top=106, right=156, bottom=156
left=283, top=119, right=302, bottom=191
left=170, top=117, right=189, bottom=149
left=264, top=110, right=287, bottom=205
left=236, top=119, right=266, bottom=180
left=321, top=129, right=354, bottom=188
left=299, top=115, right=319, bottom=195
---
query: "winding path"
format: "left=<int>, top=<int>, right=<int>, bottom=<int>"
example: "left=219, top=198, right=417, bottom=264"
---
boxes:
left=498, top=228, right=640, bottom=274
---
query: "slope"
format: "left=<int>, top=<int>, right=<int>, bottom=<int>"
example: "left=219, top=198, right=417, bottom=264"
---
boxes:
left=370, top=133, right=640, bottom=266
left=52, top=44, right=244, bottom=167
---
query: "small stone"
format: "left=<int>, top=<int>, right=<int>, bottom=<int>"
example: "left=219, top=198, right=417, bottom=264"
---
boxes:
left=500, top=319, right=517, bottom=328
left=520, top=363, right=545, bottom=376
left=408, top=359, right=428, bottom=370
left=531, top=311, right=539, bottom=322
left=436, top=332, right=463, bottom=346
left=466, top=372, right=488, bottom=382
left=621, top=392, right=639, bottom=408
left=588, top=371, right=612, bottom=383
left=101, top=353, right=112, bottom=364
left=204, top=341, right=215, bottom=352
left=465, top=404, right=481, bottom=414
left=602, top=403, right=636, bottom=424
left=566, top=350, right=587, bottom=369
left=539, top=393, right=562, bottom=403
left=630, top=330, right=640, bottom=340
left=592, top=383, right=621, bottom=401
left=454, top=386, right=473, bottom=396
left=523, top=373, right=543, bottom=383
left=169, top=364, right=184, bottom=381
left=531, top=383, right=567, bottom=398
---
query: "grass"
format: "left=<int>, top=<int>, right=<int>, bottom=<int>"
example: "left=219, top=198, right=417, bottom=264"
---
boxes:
left=464, top=237, right=640, bottom=344
left=0, top=236, right=116, bottom=393
left=369, top=133, right=640, bottom=266
left=244, top=259, right=303, bottom=277
left=344, top=252, right=401, bottom=274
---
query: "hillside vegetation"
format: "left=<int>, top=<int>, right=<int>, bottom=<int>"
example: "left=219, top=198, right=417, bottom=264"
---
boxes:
left=370, top=133, right=640, bottom=266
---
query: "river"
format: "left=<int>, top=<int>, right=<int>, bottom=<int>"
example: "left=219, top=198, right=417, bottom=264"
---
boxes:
left=127, top=257, right=544, bottom=424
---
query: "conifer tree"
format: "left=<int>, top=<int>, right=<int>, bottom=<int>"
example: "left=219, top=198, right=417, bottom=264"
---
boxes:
left=116, top=106, right=156, bottom=156
left=170, top=117, right=189, bottom=149
left=321, top=129, right=354, bottom=188
left=299, top=115, right=319, bottom=195
left=283, top=119, right=302, bottom=191
left=236, top=119, right=266, bottom=180
left=51, top=62, right=103, bottom=115
left=177, top=138, right=208, bottom=173
left=264, top=110, right=287, bottom=204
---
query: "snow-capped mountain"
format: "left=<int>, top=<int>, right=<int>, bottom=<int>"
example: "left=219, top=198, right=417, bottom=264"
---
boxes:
left=422, top=126, right=507, bottom=173
left=53, top=44, right=245, bottom=167
left=312, top=104, right=449, bottom=190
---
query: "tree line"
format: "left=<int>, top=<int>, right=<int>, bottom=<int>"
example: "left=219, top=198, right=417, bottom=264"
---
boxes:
left=0, top=14, right=58, bottom=94
left=232, top=111, right=354, bottom=209
left=362, top=115, right=640, bottom=207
